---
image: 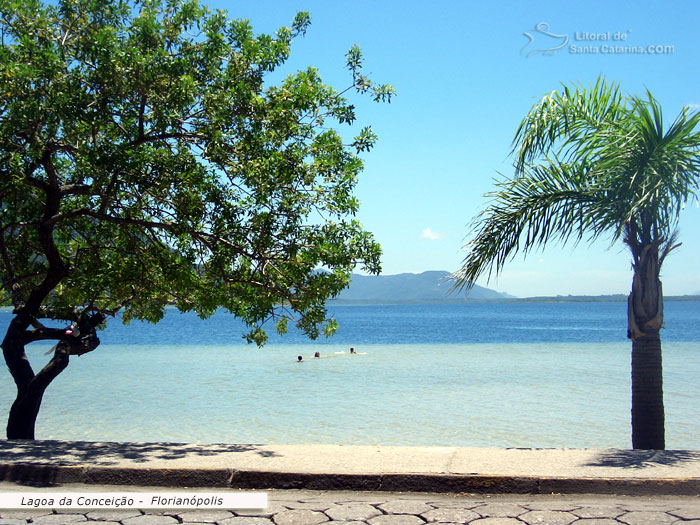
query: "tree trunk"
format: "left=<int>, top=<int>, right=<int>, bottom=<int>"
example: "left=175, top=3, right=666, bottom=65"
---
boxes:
left=630, top=331, right=665, bottom=449
left=6, top=352, right=71, bottom=439
left=7, top=378, right=61, bottom=440
left=3, top=331, right=70, bottom=440
left=2, top=313, right=104, bottom=439
left=627, top=243, right=665, bottom=450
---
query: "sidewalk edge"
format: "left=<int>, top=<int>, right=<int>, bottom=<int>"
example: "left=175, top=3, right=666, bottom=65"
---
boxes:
left=1, top=463, right=699, bottom=495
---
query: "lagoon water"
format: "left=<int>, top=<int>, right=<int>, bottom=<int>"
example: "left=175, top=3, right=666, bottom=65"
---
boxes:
left=1, top=301, right=699, bottom=449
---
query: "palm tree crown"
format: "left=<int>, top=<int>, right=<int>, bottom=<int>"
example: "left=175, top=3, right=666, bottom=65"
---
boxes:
left=457, top=78, right=700, bottom=288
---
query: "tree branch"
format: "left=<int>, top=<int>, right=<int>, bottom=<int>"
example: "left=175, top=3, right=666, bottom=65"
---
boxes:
left=138, top=93, right=146, bottom=139
left=59, top=184, right=97, bottom=197
left=129, top=132, right=203, bottom=148
left=30, top=344, right=70, bottom=394
left=18, top=157, right=69, bottom=317
left=23, top=326, right=69, bottom=345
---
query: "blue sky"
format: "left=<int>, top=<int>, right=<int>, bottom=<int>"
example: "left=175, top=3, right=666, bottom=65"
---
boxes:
left=209, top=0, right=700, bottom=297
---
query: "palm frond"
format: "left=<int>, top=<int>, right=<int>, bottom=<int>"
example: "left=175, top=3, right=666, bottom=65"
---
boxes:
left=454, top=161, right=605, bottom=290
left=512, top=78, right=627, bottom=172
left=659, top=229, right=681, bottom=268
left=610, top=95, right=700, bottom=238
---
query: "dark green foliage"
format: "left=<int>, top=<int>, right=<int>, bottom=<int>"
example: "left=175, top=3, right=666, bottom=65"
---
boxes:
left=0, top=0, right=393, bottom=438
left=0, top=0, right=392, bottom=336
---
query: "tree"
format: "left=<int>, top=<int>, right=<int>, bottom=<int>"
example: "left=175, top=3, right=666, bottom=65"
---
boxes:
left=0, top=0, right=394, bottom=439
left=455, top=78, right=700, bottom=450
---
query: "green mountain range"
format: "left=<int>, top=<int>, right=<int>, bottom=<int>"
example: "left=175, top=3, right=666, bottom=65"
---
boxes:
left=332, top=271, right=511, bottom=303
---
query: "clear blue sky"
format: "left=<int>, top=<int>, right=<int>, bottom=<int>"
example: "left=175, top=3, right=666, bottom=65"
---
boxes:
left=209, top=0, right=700, bottom=297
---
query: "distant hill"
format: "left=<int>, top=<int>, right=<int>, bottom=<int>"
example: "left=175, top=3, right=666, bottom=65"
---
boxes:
left=332, top=271, right=511, bottom=303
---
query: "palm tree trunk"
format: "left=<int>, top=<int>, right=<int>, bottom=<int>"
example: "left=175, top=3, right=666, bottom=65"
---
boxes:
left=627, top=243, right=665, bottom=450
left=630, top=330, right=664, bottom=449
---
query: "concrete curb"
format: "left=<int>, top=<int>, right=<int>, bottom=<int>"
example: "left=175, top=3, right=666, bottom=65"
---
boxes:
left=1, top=463, right=699, bottom=495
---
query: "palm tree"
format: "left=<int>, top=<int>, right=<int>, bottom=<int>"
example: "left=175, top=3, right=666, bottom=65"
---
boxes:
left=455, top=78, right=700, bottom=450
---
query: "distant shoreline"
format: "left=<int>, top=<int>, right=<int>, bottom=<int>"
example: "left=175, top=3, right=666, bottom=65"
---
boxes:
left=3, top=296, right=700, bottom=313
left=329, top=295, right=700, bottom=305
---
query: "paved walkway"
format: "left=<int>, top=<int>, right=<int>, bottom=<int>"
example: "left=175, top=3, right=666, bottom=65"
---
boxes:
left=1, top=441, right=700, bottom=495
left=1, top=487, right=700, bottom=524
left=2, top=441, right=700, bottom=523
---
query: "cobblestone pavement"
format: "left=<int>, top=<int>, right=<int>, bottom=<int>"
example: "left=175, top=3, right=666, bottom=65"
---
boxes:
left=2, top=490, right=700, bottom=524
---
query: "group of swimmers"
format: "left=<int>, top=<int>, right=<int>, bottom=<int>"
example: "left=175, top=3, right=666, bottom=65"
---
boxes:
left=297, top=347, right=357, bottom=362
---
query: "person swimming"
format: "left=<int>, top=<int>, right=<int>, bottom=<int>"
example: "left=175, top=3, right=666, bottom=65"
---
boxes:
left=297, top=355, right=303, bottom=362
left=314, top=351, right=320, bottom=358
left=350, top=347, right=356, bottom=354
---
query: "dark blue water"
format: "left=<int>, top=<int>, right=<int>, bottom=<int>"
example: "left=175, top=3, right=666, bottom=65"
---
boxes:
left=4, top=300, right=693, bottom=347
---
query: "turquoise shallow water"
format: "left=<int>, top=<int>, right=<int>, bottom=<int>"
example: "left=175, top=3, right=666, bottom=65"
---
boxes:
left=1, top=302, right=698, bottom=448
left=1, top=340, right=698, bottom=449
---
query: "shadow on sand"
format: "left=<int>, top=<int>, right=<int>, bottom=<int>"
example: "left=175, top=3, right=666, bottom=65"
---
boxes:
left=0, top=439, right=280, bottom=466
left=0, top=439, right=283, bottom=486
left=584, top=449, right=700, bottom=469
